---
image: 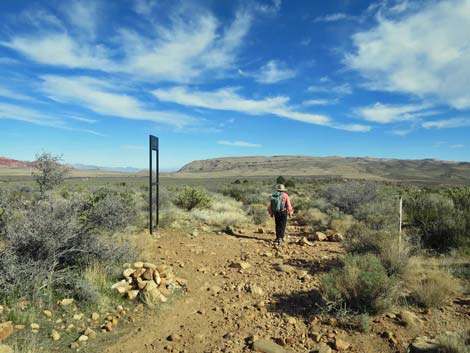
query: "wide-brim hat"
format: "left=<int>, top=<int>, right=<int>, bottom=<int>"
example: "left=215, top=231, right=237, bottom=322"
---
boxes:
left=276, top=184, right=287, bottom=191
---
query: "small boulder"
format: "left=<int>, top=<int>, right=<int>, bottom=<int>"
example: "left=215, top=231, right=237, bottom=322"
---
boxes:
left=0, top=322, right=14, bottom=341
left=334, top=338, right=351, bottom=351
left=51, top=329, right=61, bottom=341
left=328, top=233, right=344, bottom=242
left=59, top=298, right=74, bottom=307
left=312, top=232, right=327, bottom=241
left=317, top=343, right=332, bottom=353
left=229, top=261, right=251, bottom=270
left=253, top=339, right=289, bottom=353
left=408, top=336, right=440, bottom=353
left=273, top=264, right=294, bottom=273
left=42, top=310, right=52, bottom=318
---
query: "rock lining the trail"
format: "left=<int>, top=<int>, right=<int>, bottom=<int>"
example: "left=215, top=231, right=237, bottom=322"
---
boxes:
left=112, top=262, right=186, bottom=305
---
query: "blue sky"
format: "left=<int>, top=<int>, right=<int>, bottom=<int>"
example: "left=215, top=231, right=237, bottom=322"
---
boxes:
left=0, top=0, right=469, bottom=170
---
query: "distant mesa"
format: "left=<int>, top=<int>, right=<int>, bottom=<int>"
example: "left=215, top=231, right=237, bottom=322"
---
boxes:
left=0, top=157, right=33, bottom=168
left=175, top=155, right=470, bottom=184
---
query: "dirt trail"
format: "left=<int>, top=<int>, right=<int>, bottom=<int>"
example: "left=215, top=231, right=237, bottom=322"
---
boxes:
left=101, top=227, right=470, bottom=353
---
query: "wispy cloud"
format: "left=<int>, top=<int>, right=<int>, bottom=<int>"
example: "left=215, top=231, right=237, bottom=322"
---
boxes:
left=355, top=102, right=438, bottom=124
left=217, top=140, right=261, bottom=147
left=345, top=0, right=470, bottom=110
left=422, top=118, right=470, bottom=129
left=307, top=83, right=352, bottom=95
left=314, top=13, right=355, bottom=23
left=0, top=102, right=104, bottom=136
left=0, top=86, right=36, bottom=101
left=1, top=9, right=252, bottom=83
left=302, top=98, right=338, bottom=106
left=255, top=60, right=296, bottom=84
left=152, top=86, right=370, bottom=132
left=40, top=75, right=196, bottom=127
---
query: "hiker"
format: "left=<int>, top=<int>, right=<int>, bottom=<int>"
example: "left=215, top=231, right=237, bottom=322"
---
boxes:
left=268, top=184, right=293, bottom=245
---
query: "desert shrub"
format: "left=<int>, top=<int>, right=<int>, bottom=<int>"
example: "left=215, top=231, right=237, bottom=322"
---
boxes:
left=405, top=192, right=468, bottom=250
left=321, top=254, right=398, bottom=314
left=329, top=214, right=355, bottom=234
left=0, top=195, right=136, bottom=302
left=221, top=185, right=265, bottom=205
left=311, top=197, right=332, bottom=213
left=175, top=186, right=210, bottom=211
left=32, top=152, right=69, bottom=194
left=345, top=223, right=412, bottom=275
left=84, top=188, right=138, bottom=231
left=284, top=179, right=295, bottom=188
left=322, top=181, right=379, bottom=215
left=248, top=204, right=269, bottom=225
left=296, top=208, right=329, bottom=227
left=276, top=175, right=286, bottom=184
left=406, top=269, right=462, bottom=308
left=355, top=198, right=397, bottom=230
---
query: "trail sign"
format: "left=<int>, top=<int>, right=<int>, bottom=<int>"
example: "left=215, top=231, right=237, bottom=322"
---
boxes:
left=149, top=135, right=159, bottom=234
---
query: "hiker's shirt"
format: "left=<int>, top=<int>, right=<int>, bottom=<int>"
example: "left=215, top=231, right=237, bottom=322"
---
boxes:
left=269, top=192, right=293, bottom=215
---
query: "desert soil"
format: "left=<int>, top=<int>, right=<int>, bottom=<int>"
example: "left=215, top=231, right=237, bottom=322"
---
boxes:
left=99, top=225, right=470, bottom=353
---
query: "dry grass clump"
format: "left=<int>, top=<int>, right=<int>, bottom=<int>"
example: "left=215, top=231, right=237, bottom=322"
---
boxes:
left=438, top=333, right=470, bottom=353
left=329, top=214, right=355, bottom=234
left=404, top=262, right=462, bottom=308
left=296, top=208, right=329, bottom=227
left=191, top=193, right=249, bottom=227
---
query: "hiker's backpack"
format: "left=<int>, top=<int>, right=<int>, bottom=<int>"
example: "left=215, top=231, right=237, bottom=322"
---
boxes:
left=271, top=191, right=286, bottom=213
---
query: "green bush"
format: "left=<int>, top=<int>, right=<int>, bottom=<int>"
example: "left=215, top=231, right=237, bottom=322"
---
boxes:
left=345, top=223, right=411, bottom=275
left=405, top=192, right=468, bottom=250
left=175, top=186, right=210, bottom=211
left=321, top=254, right=398, bottom=314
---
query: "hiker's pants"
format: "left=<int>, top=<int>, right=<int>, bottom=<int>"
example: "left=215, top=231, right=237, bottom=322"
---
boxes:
left=274, top=211, right=288, bottom=240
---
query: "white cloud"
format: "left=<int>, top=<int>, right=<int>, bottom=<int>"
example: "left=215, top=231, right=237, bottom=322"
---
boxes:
left=132, top=0, right=158, bottom=16
left=0, top=102, right=104, bottom=136
left=307, top=83, right=352, bottom=95
left=314, top=13, right=353, bottom=23
left=255, top=60, right=296, bottom=84
left=61, top=0, right=99, bottom=37
left=302, top=98, right=338, bottom=106
left=345, top=0, right=470, bottom=110
left=355, top=102, right=438, bottom=124
left=2, top=33, right=111, bottom=69
left=422, top=118, right=470, bottom=129
left=217, top=140, right=261, bottom=148
left=1, top=10, right=251, bottom=83
left=68, top=116, right=97, bottom=124
left=450, top=144, right=465, bottom=149
left=0, top=87, right=35, bottom=101
left=152, top=86, right=370, bottom=132
left=41, top=75, right=195, bottom=127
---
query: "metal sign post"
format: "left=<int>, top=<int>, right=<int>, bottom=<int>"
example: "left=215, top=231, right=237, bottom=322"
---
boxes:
left=149, top=135, right=159, bottom=234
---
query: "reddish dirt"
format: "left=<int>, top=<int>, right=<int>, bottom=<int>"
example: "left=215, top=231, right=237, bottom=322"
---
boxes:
left=0, top=157, right=32, bottom=168
left=100, top=225, right=470, bottom=353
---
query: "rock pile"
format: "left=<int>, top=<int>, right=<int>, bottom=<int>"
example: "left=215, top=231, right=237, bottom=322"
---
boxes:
left=309, top=230, right=344, bottom=242
left=111, top=262, right=186, bottom=305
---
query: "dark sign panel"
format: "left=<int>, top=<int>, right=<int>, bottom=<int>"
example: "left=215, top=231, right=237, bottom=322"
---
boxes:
left=149, top=135, right=159, bottom=234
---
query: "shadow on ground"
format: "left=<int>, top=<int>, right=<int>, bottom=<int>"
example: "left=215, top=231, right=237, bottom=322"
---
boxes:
left=268, top=289, right=324, bottom=319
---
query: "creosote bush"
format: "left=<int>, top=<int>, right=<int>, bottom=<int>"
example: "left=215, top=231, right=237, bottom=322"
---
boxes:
left=321, top=254, right=398, bottom=314
left=32, top=152, right=69, bottom=194
left=295, top=208, right=329, bottom=228
left=175, top=186, right=210, bottom=211
left=248, top=204, right=269, bottom=225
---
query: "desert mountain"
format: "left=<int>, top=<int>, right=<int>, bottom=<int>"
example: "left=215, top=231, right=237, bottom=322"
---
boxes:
left=176, top=155, right=470, bottom=184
